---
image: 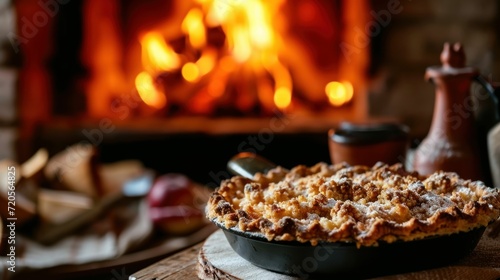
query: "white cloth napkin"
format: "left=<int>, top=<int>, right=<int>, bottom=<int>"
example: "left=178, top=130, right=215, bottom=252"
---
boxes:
left=0, top=198, right=153, bottom=279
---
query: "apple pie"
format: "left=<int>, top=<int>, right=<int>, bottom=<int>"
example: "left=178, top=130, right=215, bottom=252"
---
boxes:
left=206, top=162, right=500, bottom=246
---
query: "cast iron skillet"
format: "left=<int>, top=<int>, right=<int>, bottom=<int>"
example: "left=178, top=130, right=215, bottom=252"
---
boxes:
left=214, top=153, right=486, bottom=279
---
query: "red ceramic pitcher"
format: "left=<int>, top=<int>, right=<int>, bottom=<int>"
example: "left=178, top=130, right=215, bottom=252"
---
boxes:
left=412, top=42, right=499, bottom=181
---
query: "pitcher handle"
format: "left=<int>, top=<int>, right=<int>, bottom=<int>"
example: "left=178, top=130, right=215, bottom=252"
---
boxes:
left=475, top=75, right=500, bottom=120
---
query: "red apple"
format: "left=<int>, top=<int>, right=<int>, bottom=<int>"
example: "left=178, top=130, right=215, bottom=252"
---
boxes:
left=147, top=174, right=206, bottom=234
left=149, top=205, right=205, bottom=235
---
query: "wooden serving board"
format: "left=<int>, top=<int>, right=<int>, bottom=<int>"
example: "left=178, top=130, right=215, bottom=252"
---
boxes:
left=196, top=228, right=500, bottom=280
left=196, top=230, right=297, bottom=279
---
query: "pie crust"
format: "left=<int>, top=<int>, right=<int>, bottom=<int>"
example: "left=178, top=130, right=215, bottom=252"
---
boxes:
left=206, top=162, right=500, bottom=246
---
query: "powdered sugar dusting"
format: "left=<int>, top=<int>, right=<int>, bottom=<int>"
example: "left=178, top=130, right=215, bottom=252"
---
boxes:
left=207, top=162, right=500, bottom=246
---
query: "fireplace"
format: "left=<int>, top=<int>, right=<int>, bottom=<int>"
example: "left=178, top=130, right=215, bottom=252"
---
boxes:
left=82, top=0, right=369, bottom=119
left=5, top=0, right=499, bottom=182
left=16, top=0, right=369, bottom=122
left=9, top=0, right=375, bottom=181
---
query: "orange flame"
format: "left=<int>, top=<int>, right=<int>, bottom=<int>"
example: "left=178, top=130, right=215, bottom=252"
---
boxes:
left=135, top=71, right=166, bottom=109
left=181, top=62, right=200, bottom=82
left=136, top=0, right=336, bottom=112
left=325, top=81, right=353, bottom=107
left=274, top=87, right=291, bottom=110
left=268, top=58, right=292, bottom=110
left=196, top=48, right=217, bottom=75
left=136, top=32, right=180, bottom=109
left=204, top=0, right=291, bottom=110
left=140, top=32, right=180, bottom=72
left=181, top=8, right=206, bottom=49
left=209, top=0, right=278, bottom=63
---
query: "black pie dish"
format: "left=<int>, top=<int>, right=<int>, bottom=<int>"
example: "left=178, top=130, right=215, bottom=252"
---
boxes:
left=218, top=153, right=488, bottom=278
left=212, top=219, right=485, bottom=279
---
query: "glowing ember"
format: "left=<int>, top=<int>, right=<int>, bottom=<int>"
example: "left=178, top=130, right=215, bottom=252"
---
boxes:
left=182, top=62, right=200, bottom=82
left=135, top=71, right=167, bottom=109
left=325, top=81, right=354, bottom=107
left=274, top=87, right=292, bottom=110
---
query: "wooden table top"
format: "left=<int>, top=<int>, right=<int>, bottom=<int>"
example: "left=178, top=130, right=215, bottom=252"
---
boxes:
left=129, top=242, right=203, bottom=280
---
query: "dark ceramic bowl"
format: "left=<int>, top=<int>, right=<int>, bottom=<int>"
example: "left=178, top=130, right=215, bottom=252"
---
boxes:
left=328, top=122, right=409, bottom=166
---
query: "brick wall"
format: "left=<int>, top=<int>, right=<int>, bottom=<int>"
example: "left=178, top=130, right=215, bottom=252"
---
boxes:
left=368, top=0, right=500, bottom=138
left=0, top=0, right=18, bottom=160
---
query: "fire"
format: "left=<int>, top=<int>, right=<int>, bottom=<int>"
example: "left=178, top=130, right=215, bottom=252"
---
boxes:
left=135, top=32, right=181, bottom=109
left=133, top=0, right=360, bottom=113
left=325, top=81, right=354, bottom=107
left=267, top=57, right=292, bottom=110
left=196, top=49, right=217, bottom=76
left=274, top=87, right=292, bottom=110
left=206, top=0, right=292, bottom=110
left=135, top=71, right=167, bottom=109
left=140, top=32, right=180, bottom=72
left=181, top=62, right=200, bottom=82
left=134, top=0, right=297, bottom=111
left=181, top=8, right=206, bottom=48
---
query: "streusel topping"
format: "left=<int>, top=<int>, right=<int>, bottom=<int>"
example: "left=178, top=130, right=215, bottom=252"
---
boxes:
left=207, top=162, right=500, bottom=246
